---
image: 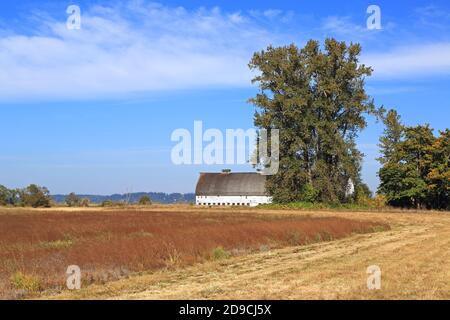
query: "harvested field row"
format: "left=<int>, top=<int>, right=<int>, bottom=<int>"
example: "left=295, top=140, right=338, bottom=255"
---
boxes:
left=0, top=209, right=388, bottom=298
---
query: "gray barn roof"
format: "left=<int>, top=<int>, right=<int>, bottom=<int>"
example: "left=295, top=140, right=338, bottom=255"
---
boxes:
left=195, top=172, right=267, bottom=196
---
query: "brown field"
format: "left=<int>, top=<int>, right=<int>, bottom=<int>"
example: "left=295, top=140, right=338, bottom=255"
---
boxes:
left=1, top=206, right=449, bottom=300
left=0, top=206, right=386, bottom=299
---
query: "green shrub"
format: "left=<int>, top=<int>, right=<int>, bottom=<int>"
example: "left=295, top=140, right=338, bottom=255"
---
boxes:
left=138, top=195, right=152, bottom=206
left=65, top=192, right=80, bottom=207
left=368, top=195, right=387, bottom=209
left=300, top=184, right=319, bottom=202
left=371, top=225, right=389, bottom=233
left=101, top=200, right=127, bottom=207
left=101, top=200, right=114, bottom=207
left=211, top=247, right=230, bottom=260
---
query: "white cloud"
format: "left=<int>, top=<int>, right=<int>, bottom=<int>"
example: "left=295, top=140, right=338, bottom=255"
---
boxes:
left=364, top=43, right=450, bottom=79
left=1, top=2, right=450, bottom=102
left=263, top=9, right=282, bottom=19
left=415, top=5, right=450, bottom=29
left=321, top=16, right=367, bottom=35
left=319, top=16, right=450, bottom=80
left=0, top=1, right=282, bottom=101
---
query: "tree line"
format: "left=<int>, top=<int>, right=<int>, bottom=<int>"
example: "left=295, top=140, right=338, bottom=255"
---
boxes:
left=0, top=184, right=52, bottom=208
left=378, top=111, right=449, bottom=209
left=0, top=186, right=153, bottom=208
left=249, top=38, right=448, bottom=209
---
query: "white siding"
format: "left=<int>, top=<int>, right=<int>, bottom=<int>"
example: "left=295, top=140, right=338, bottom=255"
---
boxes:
left=196, top=195, right=272, bottom=207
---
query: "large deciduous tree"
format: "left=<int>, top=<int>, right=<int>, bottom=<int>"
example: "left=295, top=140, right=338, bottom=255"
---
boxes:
left=249, top=38, right=381, bottom=203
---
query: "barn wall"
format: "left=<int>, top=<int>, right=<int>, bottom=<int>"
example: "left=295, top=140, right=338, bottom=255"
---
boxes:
left=196, top=196, right=272, bottom=207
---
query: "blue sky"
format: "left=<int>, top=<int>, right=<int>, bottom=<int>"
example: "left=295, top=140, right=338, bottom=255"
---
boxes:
left=0, top=0, right=449, bottom=194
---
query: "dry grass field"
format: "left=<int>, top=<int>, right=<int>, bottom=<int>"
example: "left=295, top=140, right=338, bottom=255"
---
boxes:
left=0, top=206, right=385, bottom=299
left=0, top=206, right=449, bottom=300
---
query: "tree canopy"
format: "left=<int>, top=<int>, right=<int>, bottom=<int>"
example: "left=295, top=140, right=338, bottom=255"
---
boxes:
left=378, top=111, right=449, bottom=209
left=249, top=38, right=382, bottom=203
left=18, top=184, right=52, bottom=208
left=65, top=192, right=80, bottom=207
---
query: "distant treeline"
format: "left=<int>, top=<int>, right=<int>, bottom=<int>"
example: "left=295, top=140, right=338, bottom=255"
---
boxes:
left=52, top=192, right=195, bottom=205
left=0, top=185, right=195, bottom=208
left=0, top=184, right=52, bottom=208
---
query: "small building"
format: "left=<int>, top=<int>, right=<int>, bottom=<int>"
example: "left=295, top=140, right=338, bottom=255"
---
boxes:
left=195, top=172, right=272, bottom=207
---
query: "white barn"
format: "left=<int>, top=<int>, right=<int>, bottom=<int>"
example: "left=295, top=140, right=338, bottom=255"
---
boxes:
left=195, top=172, right=272, bottom=207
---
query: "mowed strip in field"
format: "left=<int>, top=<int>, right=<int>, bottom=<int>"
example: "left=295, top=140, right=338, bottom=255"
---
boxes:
left=0, top=208, right=386, bottom=299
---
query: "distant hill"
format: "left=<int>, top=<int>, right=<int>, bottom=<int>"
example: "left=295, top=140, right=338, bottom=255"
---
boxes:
left=52, top=192, right=195, bottom=204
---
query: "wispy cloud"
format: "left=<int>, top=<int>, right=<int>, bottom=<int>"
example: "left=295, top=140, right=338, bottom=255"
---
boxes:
left=1, top=1, right=450, bottom=101
left=317, top=14, right=450, bottom=80
left=320, top=14, right=398, bottom=44
left=364, top=43, right=450, bottom=79
left=0, top=1, right=286, bottom=101
left=321, top=16, right=367, bottom=36
left=414, top=5, right=450, bottom=30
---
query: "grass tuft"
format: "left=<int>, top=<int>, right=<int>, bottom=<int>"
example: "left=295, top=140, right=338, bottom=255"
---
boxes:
left=211, top=247, right=231, bottom=260
left=10, top=272, right=41, bottom=293
left=38, top=239, right=73, bottom=249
